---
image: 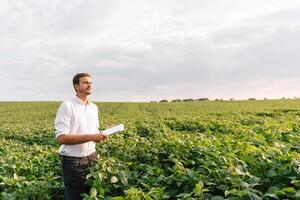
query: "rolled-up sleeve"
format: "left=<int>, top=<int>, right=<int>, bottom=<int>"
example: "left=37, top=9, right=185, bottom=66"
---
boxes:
left=55, top=103, right=71, bottom=139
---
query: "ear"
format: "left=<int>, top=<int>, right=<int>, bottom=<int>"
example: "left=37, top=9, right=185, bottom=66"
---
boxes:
left=74, top=84, right=79, bottom=91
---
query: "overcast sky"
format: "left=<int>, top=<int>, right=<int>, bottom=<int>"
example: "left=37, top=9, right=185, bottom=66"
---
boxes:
left=1, top=0, right=300, bottom=101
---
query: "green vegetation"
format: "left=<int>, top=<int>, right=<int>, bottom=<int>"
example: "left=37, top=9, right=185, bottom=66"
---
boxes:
left=1, top=100, right=300, bottom=199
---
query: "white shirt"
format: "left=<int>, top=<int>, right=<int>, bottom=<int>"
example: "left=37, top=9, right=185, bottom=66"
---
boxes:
left=55, top=96, right=100, bottom=157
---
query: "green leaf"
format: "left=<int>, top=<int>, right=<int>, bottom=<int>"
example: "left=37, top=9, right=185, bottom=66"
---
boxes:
left=193, top=181, right=204, bottom=196
left=279, top=187, right=296, bottom=195
left=90, top=187, right=97, bottom=197
left=112, top=197, right=124, bottom=200
left=291, top=180, right=300, bottom=187
left=264, top=193, right=279, bottom=200
left=267, top=186, right=280, bottom=194
left=13, top=173, right=18, bottom=180
left=211, top=196, right=225, bottom=200
left=266, top=169, right=277, bottom=178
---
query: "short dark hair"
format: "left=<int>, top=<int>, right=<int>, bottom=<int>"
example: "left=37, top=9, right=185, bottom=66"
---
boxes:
left=72, top=73, right=92, bottom=91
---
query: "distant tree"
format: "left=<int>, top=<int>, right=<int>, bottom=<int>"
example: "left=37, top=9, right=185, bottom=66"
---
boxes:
left=248, top=98, right=256, bottom=101
left=159, top=99, right=168, bottom=103
left=196, top=98, right=209, bottom=101
left=282, top=97, right=286, bottom=100
left=264, top=97, right=268, bottom=100
left=150, top=101, right=157, bottom=103
left=214, top=98, right=219, bottom=101
left=230, top=98, right=234, bottom=101
left=183, top=99, right=194, bottom=102
left=171, top=99, right=181, bottom=102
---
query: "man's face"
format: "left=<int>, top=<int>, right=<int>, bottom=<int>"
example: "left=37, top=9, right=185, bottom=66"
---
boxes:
left=75, top=76, right=93, bottom=95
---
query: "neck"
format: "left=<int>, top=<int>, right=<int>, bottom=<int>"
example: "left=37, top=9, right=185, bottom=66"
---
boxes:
left=76, top=93, right=89, bottom=105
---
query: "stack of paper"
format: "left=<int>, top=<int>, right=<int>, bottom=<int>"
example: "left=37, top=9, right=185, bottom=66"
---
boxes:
left=102, top=124, right=125, bottom=136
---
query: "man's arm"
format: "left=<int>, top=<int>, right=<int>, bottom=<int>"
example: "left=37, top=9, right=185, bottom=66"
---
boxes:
left=57, top=133, right=107, bottom=145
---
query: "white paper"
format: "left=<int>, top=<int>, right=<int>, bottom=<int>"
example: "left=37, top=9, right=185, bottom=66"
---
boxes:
left=102, top=124, right=125, bottom=136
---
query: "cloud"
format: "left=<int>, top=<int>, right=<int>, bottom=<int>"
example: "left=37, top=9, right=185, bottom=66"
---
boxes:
left=1, top=0, right=300, bottom=101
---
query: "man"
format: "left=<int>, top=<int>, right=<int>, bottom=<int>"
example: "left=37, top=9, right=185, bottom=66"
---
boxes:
left=55, top=73, right=107, bottom=200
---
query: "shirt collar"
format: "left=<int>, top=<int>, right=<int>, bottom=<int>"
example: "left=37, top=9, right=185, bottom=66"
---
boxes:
left=74, top=95, right=90, bottom=105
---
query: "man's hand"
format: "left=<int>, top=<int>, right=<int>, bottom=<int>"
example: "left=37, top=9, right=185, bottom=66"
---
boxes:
left=93, top=133, right=107, bottom=143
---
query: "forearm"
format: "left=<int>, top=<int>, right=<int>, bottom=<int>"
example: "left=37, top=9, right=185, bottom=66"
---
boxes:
left=57, top=133, right=105, bottom=145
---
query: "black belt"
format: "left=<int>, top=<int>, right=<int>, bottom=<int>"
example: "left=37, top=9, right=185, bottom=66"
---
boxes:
left=59, top=152, right=97, bottom=162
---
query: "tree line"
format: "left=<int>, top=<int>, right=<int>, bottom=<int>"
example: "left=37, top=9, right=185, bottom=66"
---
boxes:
left=150, top=97, right=298, bottom=103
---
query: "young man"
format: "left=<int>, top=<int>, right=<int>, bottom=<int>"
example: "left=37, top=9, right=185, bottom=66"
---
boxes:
left=55, top=73, right=107, bottom=200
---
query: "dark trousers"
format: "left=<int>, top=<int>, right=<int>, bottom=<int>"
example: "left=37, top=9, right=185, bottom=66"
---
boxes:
left=60, top=152, right=97, bottom=200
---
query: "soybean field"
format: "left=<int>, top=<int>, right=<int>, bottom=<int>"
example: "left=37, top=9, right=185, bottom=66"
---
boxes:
left=1, top=100, right=300, bottom=199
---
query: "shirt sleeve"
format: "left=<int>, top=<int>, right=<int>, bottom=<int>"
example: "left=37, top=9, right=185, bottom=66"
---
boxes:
left=55, top=102, right=72, bottom=139
left=96, top=105, right=101, bottom=134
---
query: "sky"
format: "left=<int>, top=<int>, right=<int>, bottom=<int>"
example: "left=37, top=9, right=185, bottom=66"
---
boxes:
left=1, top=0, right=300, bottom=102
